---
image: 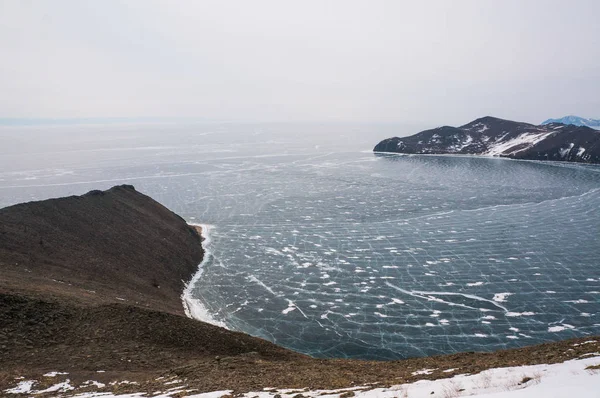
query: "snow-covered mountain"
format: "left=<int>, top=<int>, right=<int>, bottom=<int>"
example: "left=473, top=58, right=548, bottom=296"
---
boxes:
left=374, top=116, right=600, bottom=164
left=542, top=115, right=600, bottom=130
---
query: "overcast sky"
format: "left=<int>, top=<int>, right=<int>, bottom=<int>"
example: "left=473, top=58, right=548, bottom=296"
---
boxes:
left=1, top=0, right=599, bottom=125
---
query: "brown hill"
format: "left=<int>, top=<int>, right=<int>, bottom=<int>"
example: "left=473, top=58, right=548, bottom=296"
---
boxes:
left=0, top=184, right=203, bottom=315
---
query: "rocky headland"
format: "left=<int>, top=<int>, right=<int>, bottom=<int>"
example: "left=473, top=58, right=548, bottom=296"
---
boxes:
left=374, top=116, right=600, bottom=164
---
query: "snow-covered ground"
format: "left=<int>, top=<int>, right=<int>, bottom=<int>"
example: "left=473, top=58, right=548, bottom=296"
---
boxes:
left=6, top=355, right=600, bottom=397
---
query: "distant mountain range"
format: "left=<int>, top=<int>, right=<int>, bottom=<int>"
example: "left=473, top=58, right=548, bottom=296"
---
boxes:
left=542, top=116, right=600, bottom=130
left=373, top=116, right=600, bottom=164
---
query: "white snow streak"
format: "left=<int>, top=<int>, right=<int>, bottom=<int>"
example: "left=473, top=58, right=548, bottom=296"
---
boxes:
left=182, top=223, right=228, bottom=329
left=485, top=132, right=554, bottom=156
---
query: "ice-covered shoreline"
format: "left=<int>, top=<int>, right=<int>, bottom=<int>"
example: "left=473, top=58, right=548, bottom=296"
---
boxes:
left=182, top=223, right=228, bottom=329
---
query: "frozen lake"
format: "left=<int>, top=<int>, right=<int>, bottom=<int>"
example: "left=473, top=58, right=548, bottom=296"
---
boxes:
left=1, top=122, right=599, bottom=359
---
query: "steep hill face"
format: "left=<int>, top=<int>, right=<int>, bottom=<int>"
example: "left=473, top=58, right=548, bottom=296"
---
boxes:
left=0, top=185, right=203, bottom=315
left=374, top=116, right=600, bottom=164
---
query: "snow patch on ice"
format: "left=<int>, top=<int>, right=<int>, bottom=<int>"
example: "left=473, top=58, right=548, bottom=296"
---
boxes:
left=493, top=293, right=512, bottom=303
left=467, top=281, right=485, bottom=287
left=506, top=311, right=536, bottom=317
left=282, top=300, right=297, bottom=314
left=548, top=324, right=576, bottom=332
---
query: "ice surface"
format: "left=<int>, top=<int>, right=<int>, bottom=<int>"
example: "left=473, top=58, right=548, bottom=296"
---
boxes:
left=1, top=124, right=600, bottom=360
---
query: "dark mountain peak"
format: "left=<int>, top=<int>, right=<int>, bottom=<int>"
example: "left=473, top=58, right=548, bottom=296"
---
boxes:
left=466, top=116, right=506, bottom=124
left=460, top=116, right=535, bottom=131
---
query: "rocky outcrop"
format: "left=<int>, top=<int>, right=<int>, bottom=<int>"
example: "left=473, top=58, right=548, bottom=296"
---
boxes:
left=374, top=116, right=600, bottom=164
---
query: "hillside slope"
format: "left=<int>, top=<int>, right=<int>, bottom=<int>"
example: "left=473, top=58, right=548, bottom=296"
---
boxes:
left=0, top=184, right=203, bottom=315
left=0, top=185, right=304, bottom=391
left=374, top=116, right=600, bottom=164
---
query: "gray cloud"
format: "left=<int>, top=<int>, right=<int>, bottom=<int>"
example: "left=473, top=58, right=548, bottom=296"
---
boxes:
left=1, top=0, right=599, bottom=124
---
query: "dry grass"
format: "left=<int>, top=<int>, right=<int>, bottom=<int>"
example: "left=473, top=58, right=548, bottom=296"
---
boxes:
left=441, top=380, right=463, bottom=398
left=502, top=370, right=543, bottom=392
left=387, top=384, right=408, bottom=397
left=475, top=370, right=493, bottom=389
left=586, top=364, right=600, bottom=375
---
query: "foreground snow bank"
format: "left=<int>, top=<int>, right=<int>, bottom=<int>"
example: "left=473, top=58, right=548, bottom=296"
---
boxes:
left=12, top=355, right=598, bottom=398
left=351, top=355, right=600, bottom=398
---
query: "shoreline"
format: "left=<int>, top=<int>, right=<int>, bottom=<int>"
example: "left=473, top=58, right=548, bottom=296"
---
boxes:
left=372, top=149, right=600, bottom=167
left=182, top=222, right=228, bottom=329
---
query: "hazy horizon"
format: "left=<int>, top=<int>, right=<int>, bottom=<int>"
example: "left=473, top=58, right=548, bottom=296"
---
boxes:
left=1, top=0, right=599, bottom=125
